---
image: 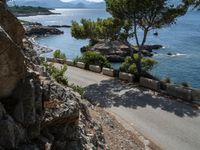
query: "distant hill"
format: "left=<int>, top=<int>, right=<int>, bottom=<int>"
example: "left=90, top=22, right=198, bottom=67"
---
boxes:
left=7, top=0, right=106, bottom=9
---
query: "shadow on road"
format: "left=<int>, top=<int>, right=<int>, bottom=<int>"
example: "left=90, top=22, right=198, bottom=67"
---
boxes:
left=83, top=79, right=200, bottom=118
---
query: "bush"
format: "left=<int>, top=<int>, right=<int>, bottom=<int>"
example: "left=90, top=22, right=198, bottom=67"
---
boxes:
left=53, top=50, right=66, bottom=60
left=181, top=81, right=190, bottom=88
left=163, top=77, right=172, bottom=84
left=68, top=84, right=85, bottom=96
left=42, top=62, right=68, bottom=85
left=120, top=54, right=157, bottom=75
left=75, top=51, right=111, bottom=69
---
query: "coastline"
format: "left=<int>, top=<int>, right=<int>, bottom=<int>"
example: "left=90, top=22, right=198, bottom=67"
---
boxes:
left=15, top=12, right=61, bottom=17
left=29, top=36, right=54, bottom=55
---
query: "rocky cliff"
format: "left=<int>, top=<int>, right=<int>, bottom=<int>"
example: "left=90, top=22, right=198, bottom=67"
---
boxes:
left=0, top=2, right=106, bottom=150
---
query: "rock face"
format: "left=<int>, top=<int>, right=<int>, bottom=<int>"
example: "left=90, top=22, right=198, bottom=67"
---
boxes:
left=89, top=40, right=162, bottom=62
left=25, top=26, right=64, bottom=37
left=91, top=40, right=130, bottom=62
left=0, top=2, right=25, bottom=46
left=0, top=3, right=25, bottom=99
left=0, top=4, right=106, bottom=150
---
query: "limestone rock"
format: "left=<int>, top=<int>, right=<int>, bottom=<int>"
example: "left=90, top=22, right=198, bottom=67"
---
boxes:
left=0, top=30, right=25, bottom=99
left=0, top=3, right=25, bottom=46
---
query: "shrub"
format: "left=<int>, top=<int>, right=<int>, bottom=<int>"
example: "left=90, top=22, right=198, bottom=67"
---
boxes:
left=181, top=81, right=190, bottom=88
left=75, top=51, right=111, bottom=69
left=163, top=77, right=172, bottom=84
left=120, top=54, right=157, bottom=75
left=53, top=50, right=66, bottom=60
left=68, top=84, right=85, bottom=96
left=42, top=62, right=68, bottom=85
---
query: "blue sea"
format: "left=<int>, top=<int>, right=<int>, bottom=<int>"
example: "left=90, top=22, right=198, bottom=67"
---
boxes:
left=19, top=9, right=200, bottom=88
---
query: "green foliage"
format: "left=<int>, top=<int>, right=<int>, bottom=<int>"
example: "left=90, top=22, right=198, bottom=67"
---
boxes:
left=181, top=81, right=190, bottom=88
left=42, top=62, right=68, bottom=85
left=68, top=84, right=85, bottom=96
left=106, top=0, right=186, bottom=30
left=8, top=6, right=51, bottom=14
left=75, top=51, right=111, bottom=69
left=163, top=77, right=172, bottom=84
left=120, top=54, right=157, bottom=74
left=71, top=18, right=123, bottom=41
left=106, top=0, right=187, bottom=75
left=183, top=0, right=200, bottom=9
left=53, top=50, right=66, bottom=60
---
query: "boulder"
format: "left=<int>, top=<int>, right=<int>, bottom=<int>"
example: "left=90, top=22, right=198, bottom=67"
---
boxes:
left=0, top=117, right=25, bottom=149
left=141, top=45, right=162, bottom=51
left=0, top=4, right=25, bottom=46
left=0, top=119, right=15, bottom=149
left=0, top=30, right=25, bottom=99
left=91, top=40, right=130, bottom=62
left=43, top=83, right=79, bottom=127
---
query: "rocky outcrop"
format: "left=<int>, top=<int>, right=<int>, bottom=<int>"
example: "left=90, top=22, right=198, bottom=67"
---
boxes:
left=25, top=26, right=64, bottom=37
left=0, top=2, right=25, bottom=99
left=89, top=40, right=162, bottom=62
left=90, top=40, right=130, bottom=62
left=0, top=2, right=25, bottom=46
left=0, top=3, right=106, bottom=149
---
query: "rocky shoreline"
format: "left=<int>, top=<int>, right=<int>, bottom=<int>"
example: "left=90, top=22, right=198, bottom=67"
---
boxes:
left=82, top=40, right=163, bottom=62
left=22, top=21, right=66, bottom=55
left=15, top=12, right=60, bottom=17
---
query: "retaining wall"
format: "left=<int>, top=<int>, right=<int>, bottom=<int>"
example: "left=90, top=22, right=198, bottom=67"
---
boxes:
left=166, top=85, right=192, bottom=101
left=119, top=72, right=134, bottom=82
left=89, top=65, right=101, bottom=73
left=66, top=60, right=74, bottom=66
left=76, top=62, right=85, bottom=69
left=140, top=77, right=160, bottom=91
left=102, top=68, right=115, bottom=77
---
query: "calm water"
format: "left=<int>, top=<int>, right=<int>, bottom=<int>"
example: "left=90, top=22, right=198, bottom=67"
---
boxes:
left=19, top=9, right=200, bottom=88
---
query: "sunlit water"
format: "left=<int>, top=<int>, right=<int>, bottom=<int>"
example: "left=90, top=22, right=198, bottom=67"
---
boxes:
left=19, top=9, right=200, bottom=88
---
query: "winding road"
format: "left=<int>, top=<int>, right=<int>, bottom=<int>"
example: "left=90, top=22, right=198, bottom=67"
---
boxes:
left=65, top=66, right=200, bottom=150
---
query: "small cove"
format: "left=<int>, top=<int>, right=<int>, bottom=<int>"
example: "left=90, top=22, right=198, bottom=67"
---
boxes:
left=19, top=9, right=200, bottom=88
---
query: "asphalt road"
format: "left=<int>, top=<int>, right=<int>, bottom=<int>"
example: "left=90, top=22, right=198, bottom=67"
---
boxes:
left=65, top=66, right=112, bottom=87
left=66, top=66, right=200, bottom=150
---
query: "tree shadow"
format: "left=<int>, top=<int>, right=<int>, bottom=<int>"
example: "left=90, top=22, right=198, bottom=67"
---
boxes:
left=83, top=79, right=200, bottom=118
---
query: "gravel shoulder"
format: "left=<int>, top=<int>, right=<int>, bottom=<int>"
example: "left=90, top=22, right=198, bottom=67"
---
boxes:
left=89, top=106, right=160, bottom=150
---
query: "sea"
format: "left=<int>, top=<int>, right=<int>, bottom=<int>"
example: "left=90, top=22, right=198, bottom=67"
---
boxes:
left=18, top=8, right=200, bottom=88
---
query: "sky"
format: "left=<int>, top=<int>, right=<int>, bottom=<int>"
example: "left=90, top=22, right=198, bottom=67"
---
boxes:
left=61, top=0, right=104, bottom=2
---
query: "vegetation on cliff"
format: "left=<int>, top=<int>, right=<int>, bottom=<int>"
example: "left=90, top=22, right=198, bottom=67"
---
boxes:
left=8, top=6, right=56, bottom=16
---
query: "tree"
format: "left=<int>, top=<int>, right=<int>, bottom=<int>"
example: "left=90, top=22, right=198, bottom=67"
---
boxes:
left=105, top=0, right=187, bottom=75
left=183, top=0, right=200, bottom=8
left=53, top=50, right=66, bottom=60
left=71, top=18, right=132, bottom=46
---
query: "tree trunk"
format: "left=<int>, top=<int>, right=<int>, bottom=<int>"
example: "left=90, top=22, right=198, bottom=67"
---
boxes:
left=137, top=29, right=148, bottom=76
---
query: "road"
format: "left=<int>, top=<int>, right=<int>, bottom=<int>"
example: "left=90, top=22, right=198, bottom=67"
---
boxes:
left=66, top=66, right=200, bottom=150
left=65, top=66, right=112, bottom=87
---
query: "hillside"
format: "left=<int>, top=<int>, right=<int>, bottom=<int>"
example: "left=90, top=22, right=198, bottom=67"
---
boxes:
left=8, top=0, right=106, bottom=9
left=8, top=6, right=57, bottom=16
